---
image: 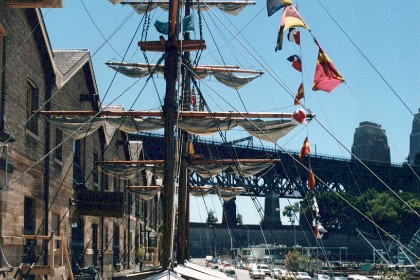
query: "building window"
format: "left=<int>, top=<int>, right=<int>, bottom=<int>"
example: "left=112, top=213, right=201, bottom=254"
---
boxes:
left=102, top=172, right=108, bottom=191
left=52, top=213, right=60, bottom=248
left=93, top=151, right=98, bottom=187
left=73, top=139, right=85, bottom=188
left=53, top=127, right=63, bottom=162
left=26, top=81, right=39, bottom=135
left=24, top=197, right=36, bottom=263
left=24, top=197, right=35, bottom=234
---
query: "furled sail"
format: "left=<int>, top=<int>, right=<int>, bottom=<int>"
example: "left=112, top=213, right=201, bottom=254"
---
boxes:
left=212, top=72, right=259, bottom=89
left=109, top=1, right=254, bottom=16
left=44, top=116, right=298, bottom=142
left=47, top=117, right=106, bottom=140
left=218, top=187, right=246, bottom=201
left=128, top=186, right=162, bottom=200
left=107, top=64, right=163, bottom=78
left=98, top=162, right=145, bottom=179
left=188, top=162, right=273, bottom=178
left=190, top=186, right=213, bottom=197
left=106, top=62, right=261, bottom=89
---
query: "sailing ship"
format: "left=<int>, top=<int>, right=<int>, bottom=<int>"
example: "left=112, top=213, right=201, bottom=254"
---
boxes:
left=38, top=0, right=315, bottom=275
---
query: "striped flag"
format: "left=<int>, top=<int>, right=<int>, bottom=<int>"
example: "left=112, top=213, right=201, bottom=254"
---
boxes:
left=294, top=83, right=304, bottom=105
left=307, top=165, right=315, bottom=191
left=276, top=5, right=309, bottom=51
left=299, top=137, right=310, bottom=161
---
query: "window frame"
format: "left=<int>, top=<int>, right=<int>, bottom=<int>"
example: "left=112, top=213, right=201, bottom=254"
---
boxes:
left=53, top=126, right=63, bottom=162
left=26, top=80, right=39, bottom=136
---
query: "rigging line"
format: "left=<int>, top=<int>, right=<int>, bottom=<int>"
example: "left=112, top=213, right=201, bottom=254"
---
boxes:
left=0, top=64, right=150, bottom=195
left=309, top=77, right=391, bottom=257
left=187, top=42, right=419, bottom=220
left=100, top=13, right=145, bottom=104
left=0, top=4, right=58, bottom=78
left=189, top=67, right=417, bottom=260
left=18, top=201, right=74, bottom=280
left=80, top=0, right=122, bottom=59
left=206, top=10, right=298, bottom=98
left=3, top=8, right=136, bottom=144
left=313, top=116, right=420, bottom=218
left=16, top=161, right=75, bottom=275
left=298, top=49, right=392, bottom=256
left=310, top=171, right=420, bottom=262
left=315, top=0, right=419, bottom=124
left=68, top=57, right=165, bottom=186
left=347, top=83, right=420, bottom=182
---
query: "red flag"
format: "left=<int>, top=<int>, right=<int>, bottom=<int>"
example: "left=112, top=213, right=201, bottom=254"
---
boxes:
left=307, top=165, right=315, bottom=191
left=312, top=39, right=344, bottom=93
left=294, top=83, right=304, bottom=105
left=299, top=136, right=310, bottom=161
left=287, top=55, right=302, bottom=72
left=292, top=109, right=306, bottom=124
left=287, top=28, right=301, bottom=45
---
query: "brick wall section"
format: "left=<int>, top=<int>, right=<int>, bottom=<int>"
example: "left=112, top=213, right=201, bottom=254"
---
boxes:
left=0, top=5, right=147, bottom=278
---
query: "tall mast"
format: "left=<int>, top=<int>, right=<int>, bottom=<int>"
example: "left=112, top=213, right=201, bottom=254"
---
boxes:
left=178, top=0, right=192, bottom=263
left=161, top=0, right=179, bottom=269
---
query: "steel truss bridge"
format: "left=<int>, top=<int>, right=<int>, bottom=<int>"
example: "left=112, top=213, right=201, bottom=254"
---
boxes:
left=130, top=133, right=420, bottom=198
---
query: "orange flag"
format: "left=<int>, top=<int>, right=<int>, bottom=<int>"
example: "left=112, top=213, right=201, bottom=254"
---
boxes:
left=299, top=136, right=310, bottom=161
left=294, top=83, right=304, bottom=105
left=307, top=165, right=315, bottom=191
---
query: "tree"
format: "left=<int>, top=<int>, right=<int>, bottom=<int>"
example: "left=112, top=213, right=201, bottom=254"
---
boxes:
left=206, top=209, right=218, bottom=224
left=282, top=202, right=300, bottom=225
left=284, top=250, right=310, bottom=272
left=236, top=213, right=243, bottom=225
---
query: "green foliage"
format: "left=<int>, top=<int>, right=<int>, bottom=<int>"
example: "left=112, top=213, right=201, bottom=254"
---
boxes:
left=236, top=213, right=243, bottom=225
left=284, top=250, right=310, bottom=272
left=283, top=202, right=300, bottom=224
left=206, top=209, right=218, bottom=224
left=300, top=190, right=419, bottom=237
left=377, top=265, right=411, bottom=280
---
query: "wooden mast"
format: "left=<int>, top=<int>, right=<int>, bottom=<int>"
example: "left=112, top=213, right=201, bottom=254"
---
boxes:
left=178, top=0, right=192, bottom=262
left=161, top=0, right=178, bottom=268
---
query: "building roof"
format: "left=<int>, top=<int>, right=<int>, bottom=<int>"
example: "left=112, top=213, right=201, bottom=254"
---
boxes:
left=53, top=49, right=89, bottom=75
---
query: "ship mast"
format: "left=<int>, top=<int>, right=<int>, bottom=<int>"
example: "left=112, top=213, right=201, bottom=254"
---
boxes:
left=161, top=0, right=179, bottom=269
left=177, top=0, right=192, bottom=263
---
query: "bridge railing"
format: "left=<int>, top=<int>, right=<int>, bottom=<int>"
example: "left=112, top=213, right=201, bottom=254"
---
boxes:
left=136, top=132, right=405, bottom=167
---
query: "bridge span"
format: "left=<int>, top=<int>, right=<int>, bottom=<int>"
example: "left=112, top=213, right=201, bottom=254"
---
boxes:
left=129, top=133, right=420, bottom=225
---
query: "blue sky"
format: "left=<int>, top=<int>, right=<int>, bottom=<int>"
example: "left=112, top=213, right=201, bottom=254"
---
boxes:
left=42, top=1, right=420, bottom=224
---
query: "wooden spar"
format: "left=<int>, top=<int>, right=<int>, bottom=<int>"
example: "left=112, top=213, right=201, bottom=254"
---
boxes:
left=36, top=110, right=312, bottom=119
left=191, top=158, right=279, bottom=164
left=190, top=186, right=246, bottom=191
left=98, top=160, right=165, bottom=165
left=105, top=62, right=240, bottom=69
left=139, top=40, right=206, bottom=52
left=121, top=1, right=256, bottom=5
left=106, top=62, right=263, bottom=74
left=97, top=159, right=279, bottom=165
left=127, top=186, right=162, bottom=189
